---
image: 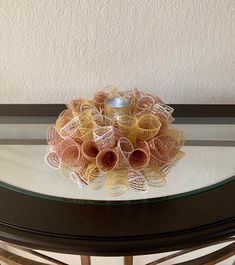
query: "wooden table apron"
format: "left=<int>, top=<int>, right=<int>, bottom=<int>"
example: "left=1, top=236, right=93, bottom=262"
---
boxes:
left=0, top=181, right=234, bottom=256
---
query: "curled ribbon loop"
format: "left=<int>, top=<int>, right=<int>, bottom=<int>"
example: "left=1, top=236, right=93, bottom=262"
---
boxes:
left=81, top=140, right=99, bottom=162
left=118, top=115, right=138, bottom=144
left=136, top=114, right=161, bottom=140
left=93, top=126, right=116, bottom=150
left=96, top=148, right=119, bottom=172
left=128, top=170, right=148, bottom=192
left=104, top=169, right=128, bottom=196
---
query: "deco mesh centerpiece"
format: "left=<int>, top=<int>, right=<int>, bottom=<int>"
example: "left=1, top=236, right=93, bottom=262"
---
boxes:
left=45, top=86, right=184, bottom=196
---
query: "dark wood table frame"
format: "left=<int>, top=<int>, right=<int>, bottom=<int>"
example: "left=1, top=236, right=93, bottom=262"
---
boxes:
left=0, top=104, right=234, bottom=264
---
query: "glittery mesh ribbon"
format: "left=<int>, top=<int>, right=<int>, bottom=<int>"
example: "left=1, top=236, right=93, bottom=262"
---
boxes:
left=118, top=115, right=138, bottom=144
left=136, top=114, right=161, bottom=141
left=128, top=170, right=148, bottom=192
left=45, top=87, right=185, bottom=196
left=93, top=126, right=116, bottom=150
left=96, top=148, right=119, bottom=172
left=104, top=169, right=128, bottom=196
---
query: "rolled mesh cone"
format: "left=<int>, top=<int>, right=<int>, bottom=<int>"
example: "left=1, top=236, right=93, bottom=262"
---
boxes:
left=162, top=150, right=185, bottom=174
left=136, top=95, right=155, bottom=111
left=54, top=138, right=77, bottom=158
left=70, top=168, right=89, bottom=187
left=81, top=140, right=99, bottom=162
left=55, top=109, right=73, bottom=130
left=166, top=127, right=185, bottom=147
left=79, top=101, right=97, bottom=115
left=93, top=92, right=109, bottom=109
left=155, top=113, right=169, bottom=134
left=93, top=126, right=116, bottom=150
left=152, top=104, right=174, bottom=123
left=46, top=125, right=63, bottom=149
left=44, top=151, right=60, bottom=169
left=93, top=114, right=114, bottom=127
left=136, top=114, right=161, bottom=141
left=128, top=170, right=148, bottom=192
left=102, top=85, right=119, bottom=97
left=149, top=137, right=169, bottom=166
left=96, top=148, right=119, bottom=172
left=117, top=137, right=134, bottom=160
left=104, top=169, right=128, bottom=196
left=143, top=165, right=166, bottom=187
left=85, top=163, right=100, bottom=184
left=59, top=116, right=81, bottom=138
left=60, top=144, right=81, bottom=167
left=118, top=115, right=138, bottom=144
left=66, top=98, right=88, bottom=115
left=128, top=148, right=150, bottom=171
left=156, top=134, right=180, bottom=160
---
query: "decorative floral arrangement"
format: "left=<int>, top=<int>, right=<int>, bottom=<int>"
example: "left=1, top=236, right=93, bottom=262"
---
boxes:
left=45, top=86, right=184, bottom=196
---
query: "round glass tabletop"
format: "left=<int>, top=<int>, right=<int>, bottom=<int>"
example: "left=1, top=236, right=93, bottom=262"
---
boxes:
left=0, top=112, right=235, bottom=204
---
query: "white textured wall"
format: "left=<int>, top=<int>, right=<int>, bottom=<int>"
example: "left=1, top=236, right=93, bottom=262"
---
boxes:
left=0, top=0, right=234, bottom=103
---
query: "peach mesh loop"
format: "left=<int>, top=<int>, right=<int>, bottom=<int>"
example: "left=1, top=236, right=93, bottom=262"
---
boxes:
left=128, top=170, right=148, bottom=192
left=60, top=144, right=81, bottom=167
left=136, top=140, right=150, bottom=155
left=93, top=114, right=114, bottom=127
left=118, top=115, right=138, bottom=144
left=81, top=140, right=99, bottom=162
left=166, top=128, right=185, bottom=147
left=55, top=109, right=74, bottom=130
left=162, top=150, right=185, bottom=174
left=116, top=138, right=134, bottom=168
left=44, top=151, right=60, bottom=169
left=134, top=109, right=151, bottom=119
left=156, top=135, right=180, bottom=160
left=102, top=85, right=120, bottom=97
left=80, top=101, right=97, bottom=113
left=96, top=148, right=119, bottom=172
left=128, top=147, right=150, bottom=171
left=152, top=104, right=174, bottom=123
left=149, top=137, right=171, bottom=166
left=59, top=116, right=81, bottom=138
left=104, top=169, right=128, bottom=196
left=54, top=138, right=77, bottom=158
left=136, top=114, right=161, bottom=141
left=156, top=114, right=169, bottom=134
left=143, top=165, right=166, bottom=187
left=46, top=125, right=63, bottom=150
left=93, top=92, right=109, bottom=109
left=137, top=95, right=155, bottom=111
left=93, top=126, right=116, bottom=150
left=117, top=137, right=134, bottom=160
left=66, top=98, right=88, bottom=115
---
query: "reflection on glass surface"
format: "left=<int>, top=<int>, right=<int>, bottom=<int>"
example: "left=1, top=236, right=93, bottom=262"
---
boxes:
left=0, top=116, right=235, bottom=203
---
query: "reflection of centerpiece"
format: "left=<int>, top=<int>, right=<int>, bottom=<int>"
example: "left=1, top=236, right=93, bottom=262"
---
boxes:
left=45, top=86, right=184, bottom=196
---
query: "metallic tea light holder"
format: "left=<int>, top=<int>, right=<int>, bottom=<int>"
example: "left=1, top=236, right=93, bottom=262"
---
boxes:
left=104, top=97, right=132, bottom=121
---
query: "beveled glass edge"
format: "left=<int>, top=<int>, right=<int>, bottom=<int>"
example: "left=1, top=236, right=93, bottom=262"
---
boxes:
left=0, top=175, right=234, bottom=206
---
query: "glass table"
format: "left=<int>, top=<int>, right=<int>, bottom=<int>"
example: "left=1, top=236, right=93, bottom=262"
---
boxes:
left=0, top=104, right=234, bottom=264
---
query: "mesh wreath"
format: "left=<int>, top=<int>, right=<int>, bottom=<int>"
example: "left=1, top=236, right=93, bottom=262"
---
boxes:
left=45, top=86, right=184, bottom=196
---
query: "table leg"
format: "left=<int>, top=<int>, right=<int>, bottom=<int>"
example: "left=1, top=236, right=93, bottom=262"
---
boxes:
left=124, top=256, right=133, bottom=265
left=81, top=255, right=91, bottom=265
